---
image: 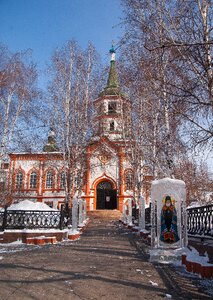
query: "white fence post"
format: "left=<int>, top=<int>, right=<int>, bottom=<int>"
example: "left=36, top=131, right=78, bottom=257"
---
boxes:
left=139, top=195, right=145, bottom=230
left=122, top=201, right=127, bottom=223
left=127, top=198, right=133, bottom=226
left=72, top=196, right=79, bottom=232
left=83, top=200, right=87, bottom=222
left=78, top=198, right=83, bottom=226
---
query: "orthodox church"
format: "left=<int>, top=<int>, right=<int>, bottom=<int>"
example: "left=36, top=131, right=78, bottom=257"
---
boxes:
left=6, top=48, right=151, bottom=211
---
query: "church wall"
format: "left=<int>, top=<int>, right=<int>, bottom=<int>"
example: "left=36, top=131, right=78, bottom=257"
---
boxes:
left=90, top=155, right=118, bottom=187
left=8, top=154, right=66, bottom=209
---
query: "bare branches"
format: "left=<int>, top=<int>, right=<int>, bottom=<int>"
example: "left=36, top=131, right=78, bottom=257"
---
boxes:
left=0, top=44, right=38, bottom=162
left=144, top=40, right=213, bottom=52
left=47, top=41, right=100, bottom=202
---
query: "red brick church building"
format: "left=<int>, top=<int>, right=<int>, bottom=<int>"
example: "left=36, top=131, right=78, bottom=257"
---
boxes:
left=6, top=48, right=151, bottom=211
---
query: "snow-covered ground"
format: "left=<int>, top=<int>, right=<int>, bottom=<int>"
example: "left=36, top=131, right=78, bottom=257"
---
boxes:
left=0, top=239, right=37, bottom=254
left=186, top=246, right=211, bottom=265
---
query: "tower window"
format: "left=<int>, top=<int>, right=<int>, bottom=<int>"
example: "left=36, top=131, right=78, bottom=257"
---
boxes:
left=30, top=172, right=37, bottom=189
left=108, top=102, right=117, bottom=114
left=109, top=121, right=115, bottom=131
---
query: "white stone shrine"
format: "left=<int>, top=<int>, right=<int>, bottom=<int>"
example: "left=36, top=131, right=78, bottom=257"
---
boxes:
left=150, top=178, right=188, bottom=263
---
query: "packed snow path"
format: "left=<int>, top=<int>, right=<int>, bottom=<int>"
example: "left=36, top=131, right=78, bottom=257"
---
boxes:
left=0, top=210, right=211, bottom=300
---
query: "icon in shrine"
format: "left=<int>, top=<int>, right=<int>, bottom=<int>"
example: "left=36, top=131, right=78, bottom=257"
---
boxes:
left=160, top=195, right=179, bottom=243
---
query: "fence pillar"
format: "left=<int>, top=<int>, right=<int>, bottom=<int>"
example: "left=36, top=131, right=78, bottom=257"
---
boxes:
left=83, top=200, right=87, bottom=222
left=2, top=206, right=8, bottom=231
left=78, top=198, right=83, bottom=226
left=139, top=196, right=145, bottom=230
left=72, top=197, right=78, bottom=231
left=127, top=198, right=132, bottom=226
left=59, top=204, right=65, bottom=230
left=122, top=201, right=127, bottom=223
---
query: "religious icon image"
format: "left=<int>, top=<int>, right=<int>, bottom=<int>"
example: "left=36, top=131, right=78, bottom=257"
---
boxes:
left=160, top=195, right=179, bottom=243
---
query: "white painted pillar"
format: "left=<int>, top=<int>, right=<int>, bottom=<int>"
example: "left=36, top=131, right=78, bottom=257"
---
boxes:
left=139, top=195, right=145, bottom=230
left=127, top=198, right=133, bottom=226
left=78, top=198, right=83, bottom=226
left=72, top=196, right=78, bottom=231
left=83, top=200, right=87, bottom=222
left=122, top=201, right=126, bottom=223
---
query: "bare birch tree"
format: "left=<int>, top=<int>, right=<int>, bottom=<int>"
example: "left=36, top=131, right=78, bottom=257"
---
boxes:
left=121, top=0, right=213, bottom=150
left=120, top=0, right=212, bottom=183
left=47, top=41, right=101, bottom=206
left=0, top=44, right=38, bottom=161
left=0, top=44, right=38, bottom=205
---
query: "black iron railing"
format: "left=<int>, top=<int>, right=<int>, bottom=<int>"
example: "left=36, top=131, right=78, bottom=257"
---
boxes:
left=132, top=206, right=139, bottom=224
left=145, top=206, right=151, bottom=225
left=132, top=207, right=151, bottom=227
left=187, top=204, right=213, bottom=237
left=0, top=207, right=72, bottom=230
left=132, top=204, right=213, bottom=237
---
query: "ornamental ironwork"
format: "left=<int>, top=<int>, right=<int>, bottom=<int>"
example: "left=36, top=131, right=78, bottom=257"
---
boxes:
left=143, top=204, right=213, bottom=237
left=187, top=204, right=213, bottom=237
left=0, top=209, right=72, bottom=230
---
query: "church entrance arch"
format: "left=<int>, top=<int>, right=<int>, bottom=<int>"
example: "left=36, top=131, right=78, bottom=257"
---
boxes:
left=96, top=180, right=117, bottom=210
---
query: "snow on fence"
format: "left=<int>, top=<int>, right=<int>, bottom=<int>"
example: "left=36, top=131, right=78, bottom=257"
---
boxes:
left=0, top=198, right=87, bottom=231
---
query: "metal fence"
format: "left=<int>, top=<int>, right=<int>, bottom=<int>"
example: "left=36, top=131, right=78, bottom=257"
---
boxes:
left=0, top=206, right=72, bottom=231
left=132, top=207, right=151, bottom=228
left=132, top=204, right=213, bottom=237
left=187, top=204, right=213, bottom=237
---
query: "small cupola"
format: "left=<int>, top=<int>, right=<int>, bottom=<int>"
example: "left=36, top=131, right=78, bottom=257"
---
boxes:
left=43, top=128, right=59, bottom=152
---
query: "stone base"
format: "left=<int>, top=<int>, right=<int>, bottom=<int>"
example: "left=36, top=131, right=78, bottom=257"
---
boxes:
left=68, top=233, right=81, bottom=240
left=26, top=236, right=57, bottom=245
left=0, top=230, right=68, bottom=244
left=149, top=248, right=185, bottom=264
left=182, top=255, right=213, bottom=279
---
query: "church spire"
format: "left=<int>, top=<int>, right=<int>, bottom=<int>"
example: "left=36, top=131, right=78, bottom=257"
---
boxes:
left=106, top=45, right=119, bottom=88
left=99, top=45, right=122, bottom=97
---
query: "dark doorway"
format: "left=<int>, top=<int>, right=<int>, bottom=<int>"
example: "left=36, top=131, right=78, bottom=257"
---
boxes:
left=96, top=181, right=117, bottom=209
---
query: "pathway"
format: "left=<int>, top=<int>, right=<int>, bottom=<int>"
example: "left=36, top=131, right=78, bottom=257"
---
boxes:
left=0, top=210, right=211, bottom=300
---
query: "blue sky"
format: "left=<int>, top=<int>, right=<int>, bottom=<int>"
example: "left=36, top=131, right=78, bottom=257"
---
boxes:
left=0, top=0, right=124, bottom=86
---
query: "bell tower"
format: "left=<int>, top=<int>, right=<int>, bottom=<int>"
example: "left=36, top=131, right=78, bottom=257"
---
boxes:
left=84, top=46, right=134, bottom=212
left=92, top=46, right=132, bottom=142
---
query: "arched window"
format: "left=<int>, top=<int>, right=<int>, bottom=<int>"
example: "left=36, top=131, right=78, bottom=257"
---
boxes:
left=16, top=172, right=23, bottom=189
left=60, top=172, right=65, bottom=189
left=125, top=171, right=133, bottom=190
left=30, top=172, right=37, bottom=189
left=46, top=171, right=53, bottom=189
